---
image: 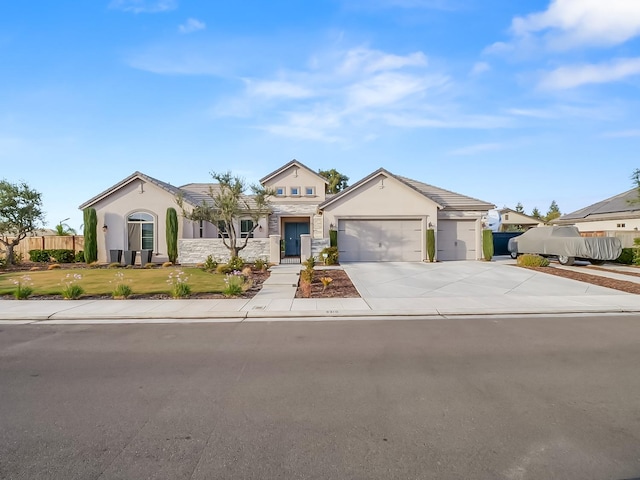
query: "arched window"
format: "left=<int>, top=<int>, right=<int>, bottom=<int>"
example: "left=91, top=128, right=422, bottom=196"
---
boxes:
left=127, top=212, right=154, bottom=250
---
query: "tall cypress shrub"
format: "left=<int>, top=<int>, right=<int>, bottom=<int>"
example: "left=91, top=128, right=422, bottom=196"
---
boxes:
left=329, top=229, right=338, bottom=248
left=426, top=228, right=435, bottom=262
left=83, top=207, right=98, bottom=263
left=482, top=229, right=494, bottom=261
left=166, top=207, right=178, bottom=264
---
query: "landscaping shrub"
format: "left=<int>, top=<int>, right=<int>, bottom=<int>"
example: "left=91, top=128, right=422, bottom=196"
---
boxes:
left=216, top=264, right=232, bottom=275
left=29, top=249, right=51, bottom=263
left=111, top=271, right=132, bottom=299
left=329, top=229, right=338, bottom=248
left=60, top=273, right=84, bottom=299
left=166, top=207, right=179, bottom=264
left=482, top=229, right=494, bottom=261
left=253, top=258, right=268, bottom=271
left=202, top=255, right=218, bottom=272
left=426, top=229, right=435, bottom=262
left=299, top=256, right=316, bottom=298
left=616, top=248, right=634, bottom=265
left=167, top=269, right=191, bottom=298
left=83, top=207, right=98, bottom=264
left=228, top=256, right=245, bottom=271
left=47, top=264, right=61, bottom=270
left=223, top=271, right=245, bottom=297
left=11, top=275, right=34, bottom=300
left=162, top=261, right=173, bottom=268
left=75, top=250, right=85, bottom=263
left=50, top=249, right=75, bottom=263
left=320, top=246, right=339, bottom=265
left=517, top=254, right=550, bottom=267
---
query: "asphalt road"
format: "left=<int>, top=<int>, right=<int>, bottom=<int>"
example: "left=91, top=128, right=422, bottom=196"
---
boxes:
left=1, top=316, right=640, bottom=480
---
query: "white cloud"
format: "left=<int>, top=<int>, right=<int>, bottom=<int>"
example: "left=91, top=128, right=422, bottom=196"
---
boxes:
left=245, top=80, right=315, bottom=99
left=337, top=47, right=427, bottom=75
left=538, top=57, right=640, bottom=89
left=109, top=0, right=177, bottom=13
left=470, top=62, right=490, bottom=75
left=448, top=143, right=504, bottom=156
left=602, top=129, right=640, bottom=138
left=511, top=0, right=640, bottom=49
left=178, top=18, right=206, bottom=34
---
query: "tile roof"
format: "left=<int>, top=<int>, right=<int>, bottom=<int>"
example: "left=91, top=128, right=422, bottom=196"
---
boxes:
left=259, top=159, right=329, bottom=185
left=558, top=188, right=640, bottom=221
left=319, top=168, right=494, bottom=211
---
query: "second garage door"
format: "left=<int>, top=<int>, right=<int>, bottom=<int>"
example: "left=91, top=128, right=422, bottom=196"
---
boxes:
left=338, top=219, right=422, bottom=262
left=437, top=220, right=477, bottom=260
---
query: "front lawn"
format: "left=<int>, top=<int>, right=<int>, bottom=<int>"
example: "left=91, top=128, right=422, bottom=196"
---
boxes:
left=0, top=267, right=228, bottom=297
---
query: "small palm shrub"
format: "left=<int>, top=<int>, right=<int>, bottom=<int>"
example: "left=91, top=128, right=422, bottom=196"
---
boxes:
left=517, top=254, right=550, bottom=267
left=12, top=275, right=34, bottom=300
left=60, top=273, right=84, bottom=299
left=320, top=276, right=333, bottom=291
left=167, top=269, right=191, bottom=298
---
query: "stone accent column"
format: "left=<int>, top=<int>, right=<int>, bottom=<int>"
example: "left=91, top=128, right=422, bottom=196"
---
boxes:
left=300, top=234, right=311, bottom=263
left=269, top=235, right=281, bottom=265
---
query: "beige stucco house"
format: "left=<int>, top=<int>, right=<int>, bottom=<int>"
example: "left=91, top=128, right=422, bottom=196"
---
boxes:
left=498, top=208, right=543, bottom=231
left=553, top=188, right=640, bottom=247
left=78, top=159, right=495, bottom=264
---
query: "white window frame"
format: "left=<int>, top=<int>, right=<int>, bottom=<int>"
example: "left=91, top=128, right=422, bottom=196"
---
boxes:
left=304, top=186, right=315, bottom=196
left=290, top=186, right=301, bottom=196
left=275, top=187, right=285, bottom=197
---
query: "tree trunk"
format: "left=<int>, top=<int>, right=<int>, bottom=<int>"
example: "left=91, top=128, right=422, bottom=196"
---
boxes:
left=6, top=243, right=15, bottom=266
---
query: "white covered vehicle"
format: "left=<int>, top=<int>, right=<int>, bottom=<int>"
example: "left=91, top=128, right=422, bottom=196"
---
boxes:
left=507, top=226, right=622, bottom=266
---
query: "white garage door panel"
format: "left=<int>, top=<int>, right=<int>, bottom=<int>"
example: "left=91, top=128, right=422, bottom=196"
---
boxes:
left=437, top=220, right=476, bottom=261
left=338, top=219, right=422, bottom=262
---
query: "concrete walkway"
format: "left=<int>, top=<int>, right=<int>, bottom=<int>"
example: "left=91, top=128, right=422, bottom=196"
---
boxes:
left=2, top=262, right=640, bottom=323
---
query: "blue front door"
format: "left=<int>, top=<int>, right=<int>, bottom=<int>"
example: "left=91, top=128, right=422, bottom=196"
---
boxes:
left=284, top=222, right=310, bottom=256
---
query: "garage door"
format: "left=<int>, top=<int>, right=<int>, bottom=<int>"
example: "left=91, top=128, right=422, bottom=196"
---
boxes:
left=338, top=219, right=422, bottom=262
left=437, top=220, right=476, bottom=261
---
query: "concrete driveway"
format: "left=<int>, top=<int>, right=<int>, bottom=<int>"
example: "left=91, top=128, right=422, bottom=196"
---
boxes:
left=341, top=260, right=640, bottom=315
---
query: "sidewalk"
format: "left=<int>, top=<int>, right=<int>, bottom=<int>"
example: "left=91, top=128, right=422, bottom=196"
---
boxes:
left=2, top=262, right=640, bottom=324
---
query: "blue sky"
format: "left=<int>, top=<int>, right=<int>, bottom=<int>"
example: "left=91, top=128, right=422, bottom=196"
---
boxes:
left=1, top=0, right=639, bottom=230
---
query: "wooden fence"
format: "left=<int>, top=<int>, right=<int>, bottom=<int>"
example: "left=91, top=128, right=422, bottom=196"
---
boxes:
left=0, top=235, right=85, bottom=261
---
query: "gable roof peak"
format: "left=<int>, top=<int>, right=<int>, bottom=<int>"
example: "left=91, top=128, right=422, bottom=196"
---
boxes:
left=259, top=159, right=329, bottom=185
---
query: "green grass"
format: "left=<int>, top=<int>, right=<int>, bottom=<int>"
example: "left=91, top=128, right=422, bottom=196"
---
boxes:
left=0, top=268, right=228, bottom=297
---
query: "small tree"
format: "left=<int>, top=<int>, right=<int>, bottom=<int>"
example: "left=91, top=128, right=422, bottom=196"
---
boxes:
left=55, top=222, right=77, bottom=236
left=319, top=169, right=349, bottom=194
left=83, top=208, right=98, bottom=263
left=0, top=180, right=45, bottom=266
left=545, top=200, right=561, bottom=223
left=166, top=207, right=178, bottom=264
left=531, top=207, right=542, bottom=220
left=177, top=171, right=273, bottom=258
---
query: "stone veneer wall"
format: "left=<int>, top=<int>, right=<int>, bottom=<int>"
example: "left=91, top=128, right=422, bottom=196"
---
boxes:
left=311, top=238, right=330, bottom=260
left=269, top=204, right=323, bottom=238
left=178, top=239, right=270, bottom=265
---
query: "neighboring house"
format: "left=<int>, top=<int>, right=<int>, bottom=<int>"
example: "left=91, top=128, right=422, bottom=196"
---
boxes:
left=553, top=188, right=640, bottom=247
left=78, top=160, right=495, bottom=264
left=498, top=208, right=543, bottom=231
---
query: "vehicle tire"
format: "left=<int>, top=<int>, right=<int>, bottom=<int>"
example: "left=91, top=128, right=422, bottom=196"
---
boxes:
left=510, top=251, right=518, bottom=259
left=590, top=259, right=606, bottom=265
left=558, top=255, right=575, bottom=266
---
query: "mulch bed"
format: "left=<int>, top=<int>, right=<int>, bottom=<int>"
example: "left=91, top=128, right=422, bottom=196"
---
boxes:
left=295, top=269, right=360, bottom=298
left=521, top=265, right=640, bottom=295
